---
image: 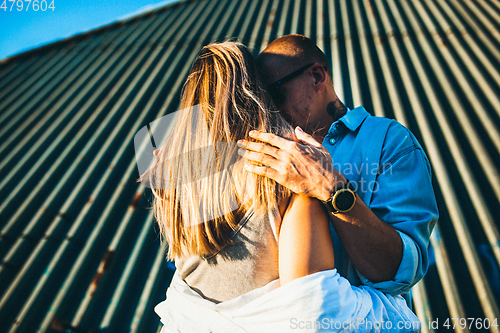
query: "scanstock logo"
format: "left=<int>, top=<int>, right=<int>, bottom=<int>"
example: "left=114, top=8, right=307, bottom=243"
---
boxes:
left=134, top=105, right=240, bottom=223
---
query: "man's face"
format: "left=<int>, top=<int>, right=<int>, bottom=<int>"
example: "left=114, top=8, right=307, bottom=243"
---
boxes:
left=266, top=63, right=322, bottom=134
left=275, top=75, right=313, bottom=130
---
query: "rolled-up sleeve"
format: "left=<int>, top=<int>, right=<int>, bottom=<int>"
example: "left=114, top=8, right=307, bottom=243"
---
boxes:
left=359, top=123, right=439, bottom=295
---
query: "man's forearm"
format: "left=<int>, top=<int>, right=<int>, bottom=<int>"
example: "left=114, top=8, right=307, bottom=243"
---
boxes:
left=328, top=196, right=403, bottom=282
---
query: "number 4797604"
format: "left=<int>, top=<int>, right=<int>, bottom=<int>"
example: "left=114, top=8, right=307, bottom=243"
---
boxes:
left=443, top=318, right=498, bottom=330
left=1, top=0, right=55, bottom=11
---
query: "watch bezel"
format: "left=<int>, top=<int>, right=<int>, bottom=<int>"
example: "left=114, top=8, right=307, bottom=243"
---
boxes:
left=322, top=180, right=356, bottom=214
left=331, top=188, right=356, bottom=213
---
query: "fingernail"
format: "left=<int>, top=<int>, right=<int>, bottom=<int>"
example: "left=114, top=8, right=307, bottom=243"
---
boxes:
left=244, top=164, right=251, bottom=170
left=237, top=140, right=245, bottom=148
left=296, top=126, right=303, bottom=132
left=238, top=148, right=246, bottom=156
left=249, top=130, right=256, bottom=136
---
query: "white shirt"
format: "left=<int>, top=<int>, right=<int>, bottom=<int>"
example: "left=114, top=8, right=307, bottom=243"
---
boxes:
left=155, top=269, right=421, bottom=333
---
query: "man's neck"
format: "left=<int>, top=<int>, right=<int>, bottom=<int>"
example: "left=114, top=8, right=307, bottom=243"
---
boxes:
left=312, top=127, right=329, bottom=142
left=327, top=98, right=347, bottom=123
left=310, top=99, right=347, bottom=142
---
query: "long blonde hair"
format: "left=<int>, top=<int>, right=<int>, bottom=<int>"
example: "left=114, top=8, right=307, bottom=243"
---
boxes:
left=142, top=41, right=293, bottom=260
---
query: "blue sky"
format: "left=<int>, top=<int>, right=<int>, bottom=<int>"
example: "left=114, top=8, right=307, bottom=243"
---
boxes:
left=0, top=0, right=179, bottom=60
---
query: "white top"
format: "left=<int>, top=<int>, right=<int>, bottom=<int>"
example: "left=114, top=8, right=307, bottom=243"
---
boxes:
left=155, top=268, right=421, bottom=332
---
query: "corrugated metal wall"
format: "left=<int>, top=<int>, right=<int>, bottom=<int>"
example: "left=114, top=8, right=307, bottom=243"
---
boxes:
left=0, top=0, right=499, bottom=332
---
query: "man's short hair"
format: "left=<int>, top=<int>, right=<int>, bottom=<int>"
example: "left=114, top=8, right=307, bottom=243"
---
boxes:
left=257, top=34, right=331, bottom=78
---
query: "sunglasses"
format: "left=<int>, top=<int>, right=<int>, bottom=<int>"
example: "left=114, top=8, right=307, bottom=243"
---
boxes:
left=267, top=63, right=327, bottom=107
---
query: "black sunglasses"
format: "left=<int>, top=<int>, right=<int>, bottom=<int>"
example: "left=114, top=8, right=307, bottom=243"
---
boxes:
left=268, top=63, right=315, bottom=92
left=267, top=63, right=325, bottom=106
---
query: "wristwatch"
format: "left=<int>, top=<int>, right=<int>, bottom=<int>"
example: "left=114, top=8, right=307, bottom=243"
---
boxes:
left=321, top=179, right=356, bottom=214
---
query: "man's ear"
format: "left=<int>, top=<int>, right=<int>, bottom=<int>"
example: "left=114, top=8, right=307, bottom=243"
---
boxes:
left=310, top=64, right=327, bottom=90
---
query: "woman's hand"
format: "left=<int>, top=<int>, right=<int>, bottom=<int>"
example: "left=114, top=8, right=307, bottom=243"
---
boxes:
left=237, top=127, right=346, bottom=201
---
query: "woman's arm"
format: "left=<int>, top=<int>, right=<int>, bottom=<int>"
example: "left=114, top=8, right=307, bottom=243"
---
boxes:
left=278, top=194, right=335, bottom=285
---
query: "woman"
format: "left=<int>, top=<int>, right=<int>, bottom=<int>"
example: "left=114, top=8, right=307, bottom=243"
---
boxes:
left=141, top=41, right=420, bottom=332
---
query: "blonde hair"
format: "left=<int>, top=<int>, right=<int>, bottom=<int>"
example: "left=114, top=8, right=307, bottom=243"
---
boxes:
left=142, top=41, right=293, bottom=260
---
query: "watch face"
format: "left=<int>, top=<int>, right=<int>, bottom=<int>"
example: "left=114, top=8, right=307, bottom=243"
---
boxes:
left=334, top=190, right=355, bottom=211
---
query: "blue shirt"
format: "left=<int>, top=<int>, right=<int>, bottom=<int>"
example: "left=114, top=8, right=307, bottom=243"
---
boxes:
left=322, top=106, right=438, bottom=299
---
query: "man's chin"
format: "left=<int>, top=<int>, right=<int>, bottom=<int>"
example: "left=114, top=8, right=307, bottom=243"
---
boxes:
left=280, top=110, right=310, bottom=132
left=281, top=112, right=295, bottom=126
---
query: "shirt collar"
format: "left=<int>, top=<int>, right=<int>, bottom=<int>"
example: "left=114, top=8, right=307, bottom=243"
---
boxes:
left=328, top=106, right=370, bottom=135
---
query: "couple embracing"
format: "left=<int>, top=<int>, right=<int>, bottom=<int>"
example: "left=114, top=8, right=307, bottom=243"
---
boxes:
left=141, top=35, right=438, bottom=332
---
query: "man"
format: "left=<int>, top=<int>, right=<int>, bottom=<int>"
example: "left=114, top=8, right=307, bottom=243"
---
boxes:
left=237, top=34, right=438, bottom=304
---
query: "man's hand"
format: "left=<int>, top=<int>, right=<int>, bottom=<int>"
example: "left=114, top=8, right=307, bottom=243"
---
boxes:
left=238, top=127, right=403, bottom=282
left=237, top=127, right=345, bottom=201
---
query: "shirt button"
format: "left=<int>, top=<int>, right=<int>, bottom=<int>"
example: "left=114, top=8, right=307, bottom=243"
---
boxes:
left=329, top=138, right=336, bottom=145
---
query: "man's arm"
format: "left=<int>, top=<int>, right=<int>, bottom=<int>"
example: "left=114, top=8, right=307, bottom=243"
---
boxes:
left=237, top=127, right=403, bottom=282
left=327, top=194, right=403, bottom=282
